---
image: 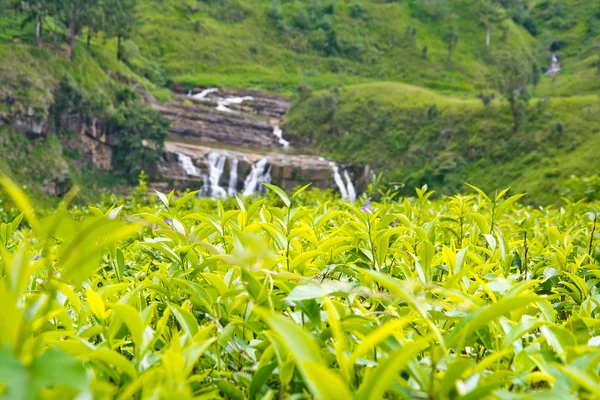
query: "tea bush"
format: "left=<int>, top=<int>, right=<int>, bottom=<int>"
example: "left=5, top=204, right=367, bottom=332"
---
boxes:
left=1, top=179, right=600, bottom=399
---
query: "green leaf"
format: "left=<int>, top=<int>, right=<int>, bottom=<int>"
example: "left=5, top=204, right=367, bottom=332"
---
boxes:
left=263, top=183, right=291, bottom=207
left=355, top=339, right=429, bottom=400
left=170, top=303, right=199, bottom=337
left=256, top=308, right=349, bottom=400
left=301, top=361, right=352, bottom=400
left=249, top=362, right=277, bottom=400
left=30, top=348, right=89, bottom=393
left=292, top=183, right=312, bottom=199
left=0, top=347, right=28, bottom=400
left=155, top=190, right=170, bottom=208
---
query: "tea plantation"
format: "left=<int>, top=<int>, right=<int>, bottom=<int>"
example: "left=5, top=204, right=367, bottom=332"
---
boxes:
left=1, top=177, right=599, bottom=399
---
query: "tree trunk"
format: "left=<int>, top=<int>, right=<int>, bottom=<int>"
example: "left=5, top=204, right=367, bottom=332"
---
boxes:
left=117, top=34, right=122, bottom=61
left=510, top=100, right=519, bottom=133
left=87, top=25, right=92, bottom=48
left=66, top=7, right=77, bottom=60
left=485, top=25, right=491, bottom=48
left=35, top=13, right=42, bottom=47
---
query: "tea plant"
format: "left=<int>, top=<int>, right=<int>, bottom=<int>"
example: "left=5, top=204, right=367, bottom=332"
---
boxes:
left=1, top=178, right=600, bottom=399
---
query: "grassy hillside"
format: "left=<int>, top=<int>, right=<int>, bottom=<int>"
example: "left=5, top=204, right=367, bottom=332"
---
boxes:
left=286, top=82, right=600, bottom=203
left=0, top=11, right=171, bottom=205
left=134, top=0, right=542, bottom=94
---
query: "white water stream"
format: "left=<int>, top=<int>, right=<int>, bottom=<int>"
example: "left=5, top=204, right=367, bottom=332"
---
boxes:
left=243, top=157, right=271, bottom=197
left=272, top=125, right=289, bottom=149
left=227, top=158, right=239, bottom=196
left=330, top=163, right=357, bottom=202
left=177, top=152, right=201, bottom=176
left=204, top=151, right=228, bottom=199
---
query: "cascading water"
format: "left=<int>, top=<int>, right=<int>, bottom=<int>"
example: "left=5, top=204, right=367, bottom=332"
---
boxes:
left=204, top=151, right=228, bottom=199
left=343, top=170, right=357, bottom=202
left=176, top=152, right=201, bottom=176
left=191, top=88, right=219, bottom=100
left=272, top=125, right=289, bottom=149
left=243, top=157, right=271, bottom=196
left=330, top=163, right=349, bottom=200
left=330, top=163, right=357, bottom=201
left=227, top=158, right=239, bottom=196
left=216, top=96, right=254, bottom=113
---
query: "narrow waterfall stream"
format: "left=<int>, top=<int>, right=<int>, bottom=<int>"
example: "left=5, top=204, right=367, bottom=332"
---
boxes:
left=190, top=88, right=219, bottom=100
left=216, top=96, right=254, bottom=113
left=188, top=89, right=291, bottom=149
left=272, top=125, right=289, bottom=149
left=227, top=158, right=239, bottom=196
left=343, top=170, right=357, bottom=202
left=331, top=163, right=349, bottom=200
left=243, top=157, right=271, bottom=196
left=176, top=152, right=201, bottom=176
left=205, top=152, right=228, bottom=199
left=330, top=162, right=357, bottom=202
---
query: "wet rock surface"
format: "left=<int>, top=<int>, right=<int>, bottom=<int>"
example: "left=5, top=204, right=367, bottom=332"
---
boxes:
left=160, top=141, right=342, bottom=192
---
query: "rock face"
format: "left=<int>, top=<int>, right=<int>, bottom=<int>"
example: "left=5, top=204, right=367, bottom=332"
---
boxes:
left=153, top=96, right=279, bottom=148
left=57, top=114, right=113, bottom=170
left=171, top=85, right=290, bottom=118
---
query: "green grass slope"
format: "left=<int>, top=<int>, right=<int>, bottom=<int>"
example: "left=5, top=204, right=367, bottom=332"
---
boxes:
left=286, top=82, right=600, bottom=203
left=134, top=0, right=541, bottom=94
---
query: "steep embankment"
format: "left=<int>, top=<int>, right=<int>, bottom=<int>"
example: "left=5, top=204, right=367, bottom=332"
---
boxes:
left=0, top=35, right=168, bottom=204
left=286, top=82, right=600, bottom=202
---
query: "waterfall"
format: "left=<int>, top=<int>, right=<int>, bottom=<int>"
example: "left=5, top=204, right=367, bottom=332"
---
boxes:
left=330, top=163, right=356, bottom=201
left=176, top=152, right=201, bottom=176
left=190, top=88, right=219, bottom=100
left=272, top=125, right=290, bottom=148
left=243, top=157, right=271, bottom=196
left=330, top=163, right=349, bottom=200
left=205, top=152, right=228, bottom=199
left=227, top=158, right=239, bottom=196
left=343, top=170, right=357, bottom=202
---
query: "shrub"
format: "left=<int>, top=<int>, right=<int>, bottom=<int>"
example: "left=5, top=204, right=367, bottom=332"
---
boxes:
left=266, top=0, right=284, bottom=33
left=551, top=120, right=566, bottom=135
left=478, top=92, right=496, bottom=107
left=349, top=2, right=366, bottom=19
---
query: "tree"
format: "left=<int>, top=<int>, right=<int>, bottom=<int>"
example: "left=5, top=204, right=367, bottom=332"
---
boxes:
left=109, top=102, right=169, bottom=180
left=442, top=23, right=459, bottom=64
left=82, top=0, right=102, bottom=49
left=104, top=0, right=137, bottom=61
left=59, top=0, right=85, bottom=60
left=531, top=62, right=541, bottom=93
left=477, top=0, right=506, bottom=48
left=19, top=0, right=52, bottom=47
left=494, top=52, right=531, bottom=133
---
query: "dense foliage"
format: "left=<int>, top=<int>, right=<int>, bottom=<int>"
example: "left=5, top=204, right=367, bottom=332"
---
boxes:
left=108, top=101, right=170, bottom=181
left=1, top=178, right=600, bottom=399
